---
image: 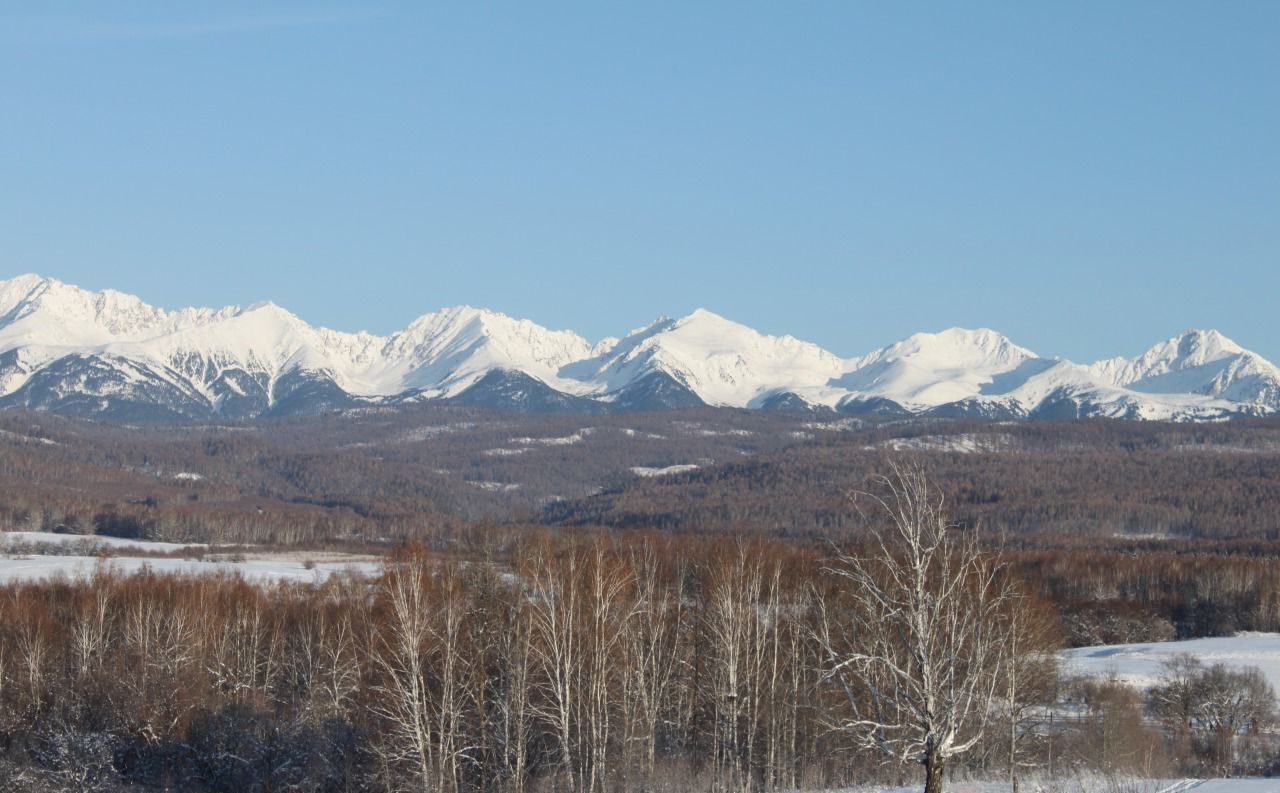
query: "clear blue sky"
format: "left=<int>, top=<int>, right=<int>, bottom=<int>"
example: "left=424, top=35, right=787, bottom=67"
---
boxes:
left=2, top=2, right=1277, bottom=362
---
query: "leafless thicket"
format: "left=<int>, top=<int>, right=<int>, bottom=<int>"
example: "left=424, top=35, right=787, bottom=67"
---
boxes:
left=0, top=468, right=1136, bottom=792
left=1148, top=654, right=1276, bottom=775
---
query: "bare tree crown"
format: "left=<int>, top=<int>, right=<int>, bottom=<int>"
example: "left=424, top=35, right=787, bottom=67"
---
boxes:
left=818, top=461, right=1020, bottom=793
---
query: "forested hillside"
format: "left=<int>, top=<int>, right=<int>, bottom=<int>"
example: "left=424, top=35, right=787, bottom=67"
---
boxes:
left=3, top=408, right=1279, bottom=545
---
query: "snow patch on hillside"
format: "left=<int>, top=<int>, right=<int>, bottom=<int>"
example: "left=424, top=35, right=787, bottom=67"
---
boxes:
left=469, top=481, right=522, bottom=492
left=512, top=429, right=592, bottom=446
left=483, top=447, right=530, bottom=457
left=630, top=464, right=700, bottom=478
left=876, top=433, right=1014, bottom=454
left=0, top=428, right=58, bottom=445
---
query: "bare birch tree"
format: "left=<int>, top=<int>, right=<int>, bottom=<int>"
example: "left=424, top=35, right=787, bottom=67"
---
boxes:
left=997, top=593, right=1059, bottom=793
left=523, top=538, right=584, bottom=793
left=816, top=462, right=1018, bottom=793
left=702, top=540, right=767, bottom=793
left=374, top=553, right=436, bottom=791
left=621, top=539, right=686, bottom=784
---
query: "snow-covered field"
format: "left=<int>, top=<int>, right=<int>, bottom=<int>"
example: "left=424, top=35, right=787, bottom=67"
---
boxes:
left=1, top=530, right=203, bottom=553
left=817, top=780, right=1280, bottom=793
left=0, top=554, right=377, bottom=584
left=1175, top=783, right=1280, bottom=793
left=0, top=531, right=379, bottom=584
left=806, top=637, right=1280, bottom=793
left=1059, top=633, right=1280, bottom=691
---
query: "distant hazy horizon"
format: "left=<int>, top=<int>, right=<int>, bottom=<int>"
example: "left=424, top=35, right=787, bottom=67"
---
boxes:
left=2, top=2, right=1277, bottom=363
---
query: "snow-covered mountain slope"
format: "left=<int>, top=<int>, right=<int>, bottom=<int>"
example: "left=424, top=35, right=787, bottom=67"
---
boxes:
left=830, top=328, right=1046, bottom=409
left=0, top=274, right=1275, bottom=421
left=0, top=276, right=596, bottom=417
left=379, top=305, right=594, bottom=398
left=560, top=309, right=850, bottom=408
left=1091, top=329, right=1280, bottom=408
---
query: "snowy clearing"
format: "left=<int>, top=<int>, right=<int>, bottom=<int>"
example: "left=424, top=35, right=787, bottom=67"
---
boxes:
left=0, top=554, right=377, bottom=585
left=873, top=433, right=1014, bottom=454
left=1059, top=632, right=1280, bottom=691
left=390, top=422, right=479, bottom=444
left=0, top=532, right=379, bottom=584
left=1, top=531, right=204, bottom=553
left=1176, top=783, right=1280, bottom=793
left=687, top=427, right=754, bottom=437
left=483, top=447, right=531, bottom=456
left=810, top=780, right=1280, bottom=793
left=630, top=464, right=701, bottom=478
left=621, top=428, right=666, bottom=439
left=512, top=430, right=592, bottom=446
left=801, top=418, right=863, bottom=432
left=469, top=481, right=522, bottom=492
left=0, top=428, right=58, bottom=445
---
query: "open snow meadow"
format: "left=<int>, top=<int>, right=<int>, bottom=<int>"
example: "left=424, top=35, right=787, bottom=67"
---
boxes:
left=0, top=530, right=378, bottom=584
left=1060, top=634, right=1280, bottom=692
left=0, top=553, right=377, bottom=584
left=821, top=783, right=1280, bottom=793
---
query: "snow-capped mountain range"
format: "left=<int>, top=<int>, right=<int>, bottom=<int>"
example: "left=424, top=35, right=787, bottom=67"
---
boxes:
left=0, top=274, right=1277, bottom=422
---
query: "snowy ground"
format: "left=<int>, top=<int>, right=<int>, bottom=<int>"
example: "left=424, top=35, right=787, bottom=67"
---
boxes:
left=1, top=530, right=203, bottom=553
left=631, top=464, right=701, bottom=477
left=1059, top=633, right=1280, bottom=691
left=1175, top=783, right=1280, bottom=793
left=0, top=531, right=379, bottom=584
left=871, top=432, right=1014, bottom=454
left=812, top=637, right=1280, bottom=793
left=0, top=554, right=378, bottom=584
left=815, top=780, right=1280, bottom=793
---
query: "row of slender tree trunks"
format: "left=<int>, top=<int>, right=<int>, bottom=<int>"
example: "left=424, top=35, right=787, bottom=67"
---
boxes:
left=0, top=530, right=1050, bottom=792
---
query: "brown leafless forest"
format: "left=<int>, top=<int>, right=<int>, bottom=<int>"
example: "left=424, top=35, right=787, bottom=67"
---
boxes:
left=2, top=411, right=1280, bottom=790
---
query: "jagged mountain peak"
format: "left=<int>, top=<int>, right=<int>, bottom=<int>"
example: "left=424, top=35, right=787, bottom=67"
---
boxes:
left=589, top=336, right=621, bottom=358
left=382, top=305, right=594, bottom=398
left=831, top=328, right=1044, bottom=409
left=398, top=304, right=575, bottom=337
left=1139, top=328, right=1247, bottom=367
left=562, top=308, right=848, bottom=408
left=393, top=305, right=592, bottom=362
left=1094, top=328, right=1257, bottom=384
left=676, top=307, right=731, bottom=325
left=0, top=273, right=71, bottom=313
left=670, top=307, right=836, bottom=353
left=0, top=272, right=49, bottom=291
left=242, top=299, right=289, bottom=314
left=871, top=327, right=1039, bottom=368
left=0, top=274, right=1276, bottom=421
left=1, top=274, right=163, bottom=328
left=1089, top=328, right=1280, bottom=408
